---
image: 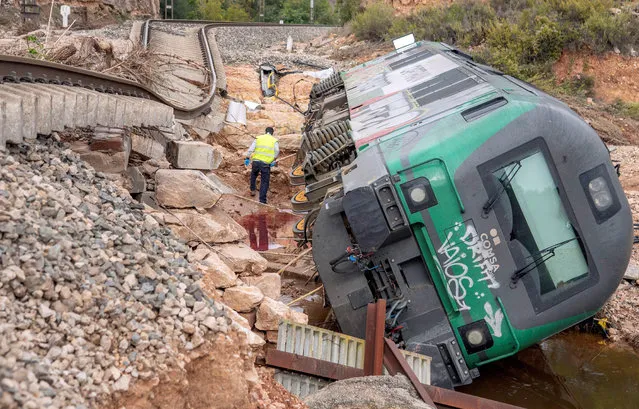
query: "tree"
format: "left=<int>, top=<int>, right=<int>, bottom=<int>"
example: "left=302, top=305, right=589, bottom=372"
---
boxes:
left=200, top=0, right=225, bottom=20
left=279, top=0, right=336, bottom=24
left=226, top=3, right=252, bottom=20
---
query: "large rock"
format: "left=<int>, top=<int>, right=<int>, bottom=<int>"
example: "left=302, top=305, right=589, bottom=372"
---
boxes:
left=215, top=243, right=268, bottom=275
left=163, top=208, right=247, bottom=244
left=255, top=298, right=309, bottom=331
left=125, top=166, right=146, bottom=194
left=71, top=132, right=131, bottom=173
left=205, top=173, right=235, bottom=194
left=155, top=169, right=222, bottom=208
left=223, top=285, right=264, bottom=312
left=167, top=141, right=222, bottom=170
left=199, top=252, right=237, bottom=289
left=255, top=297, right=289, bottom=331
left=276, top=133, right=302, bottom=151
left=241, top=273, right=281, bottom=299
left=624, top=263, right=639, bottom=281
left=130, top=131, right=165, bottom=160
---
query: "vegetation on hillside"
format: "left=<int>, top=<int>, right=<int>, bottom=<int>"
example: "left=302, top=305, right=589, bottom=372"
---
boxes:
left=166, top=0, right=357, bottom=24
left=351, top=0, right=639, bottom=86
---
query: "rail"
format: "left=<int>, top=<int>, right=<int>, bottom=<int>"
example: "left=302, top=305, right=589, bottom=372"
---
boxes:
left=0, top=19, right=339, bottom=120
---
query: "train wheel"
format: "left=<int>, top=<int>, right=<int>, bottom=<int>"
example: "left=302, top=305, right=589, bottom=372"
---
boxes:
left=289, top=164, right=305, bottom=186
left=291, top=188, right=315, bottom=213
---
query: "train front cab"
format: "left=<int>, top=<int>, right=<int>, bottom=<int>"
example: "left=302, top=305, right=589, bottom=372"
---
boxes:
left=312, top=92, right=633, bottom=390
left=387, top=97, right=633, bottom=384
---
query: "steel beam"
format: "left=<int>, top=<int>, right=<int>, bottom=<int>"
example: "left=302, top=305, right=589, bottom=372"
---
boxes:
left=266, top=348, right=525, bottom=409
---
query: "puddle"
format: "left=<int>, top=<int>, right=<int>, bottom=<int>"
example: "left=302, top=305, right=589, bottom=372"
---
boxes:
left=459, top=332, right=639, bottom=408
left=235, top=209, right=300, bottom=250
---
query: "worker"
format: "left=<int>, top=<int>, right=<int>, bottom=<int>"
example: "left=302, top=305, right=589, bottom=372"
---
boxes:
left=245, top=127, right=279, bottom=204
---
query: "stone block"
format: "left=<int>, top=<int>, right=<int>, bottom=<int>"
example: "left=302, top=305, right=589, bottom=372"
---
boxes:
left=125, top=166, right=146, bottom=194
left=155, top=169, right=222, bottom=209
left=223, top=285, right=264, bottom=312
left=215, top=243, right=268, bottom=275
left=164, top=209, right=247, bottom=244
left=131, top=132, right=165, bottom=160
left=167, top=141, right=222, bottom=170
left=241, top=273, right=281, bottom=300
left=199, top=252, right=237, bottom=289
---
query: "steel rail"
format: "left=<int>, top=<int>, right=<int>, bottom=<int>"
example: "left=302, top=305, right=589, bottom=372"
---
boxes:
left=0, top=20, right=338, bottom=120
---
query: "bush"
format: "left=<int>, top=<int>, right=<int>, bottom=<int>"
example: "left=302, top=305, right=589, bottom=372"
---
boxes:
left=351, top=2, right=395, bottom=41
left=389, top=0, right=495, bottom=47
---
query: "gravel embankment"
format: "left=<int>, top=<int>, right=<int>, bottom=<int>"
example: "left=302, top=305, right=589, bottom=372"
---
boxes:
left=214, top=26, right=337, bottom=67
left=0, top=136, right=233, bottom=408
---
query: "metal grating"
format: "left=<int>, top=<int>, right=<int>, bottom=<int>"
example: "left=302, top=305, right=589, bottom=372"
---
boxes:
left=275, top=320, right=432, bottom=398
left=274, top=369, right=330, bottom=399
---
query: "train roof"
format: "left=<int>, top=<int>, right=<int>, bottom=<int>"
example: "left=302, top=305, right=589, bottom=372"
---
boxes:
left=343, top=42, right=546, bottom=149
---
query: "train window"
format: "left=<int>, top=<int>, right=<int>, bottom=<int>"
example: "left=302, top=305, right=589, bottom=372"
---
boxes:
left=494, top=151, right=589, bottom=294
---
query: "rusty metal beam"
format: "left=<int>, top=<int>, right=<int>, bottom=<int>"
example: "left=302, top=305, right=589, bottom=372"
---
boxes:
left=364, top=299, right=386, bottom=376
left=266, top=348, right=526, bottom=409
left=265, top=349, right=362, bottom=381
left=383, top=338, right=436, bottom=407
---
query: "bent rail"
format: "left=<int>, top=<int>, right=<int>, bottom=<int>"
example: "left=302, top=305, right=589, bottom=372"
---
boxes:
left=0, top=20, right=338, bottom=120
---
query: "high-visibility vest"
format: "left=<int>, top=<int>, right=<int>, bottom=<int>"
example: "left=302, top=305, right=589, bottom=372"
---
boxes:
left=251, top=134, right=277, bottom=164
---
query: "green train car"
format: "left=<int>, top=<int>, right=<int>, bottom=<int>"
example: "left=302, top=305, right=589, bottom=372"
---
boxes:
left=293, top=41, right=633, bottom=389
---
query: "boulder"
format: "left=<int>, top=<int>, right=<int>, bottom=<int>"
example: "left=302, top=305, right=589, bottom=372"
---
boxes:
left=224, top=305, right=252, bottom=330
left=290, top=309, right=309, bottom=325
left=266, top=330, right=279, bottom=343
left=71, top=132, right=131, bottom=173
left=155, top=169, right=222, bottom=209
left=167, top=141, right=222, bottom=170
left=215, top=243, right=268, bottom=275
left=624, top=263, right=639, bottom=281
left=125, top=166, right=146, bottom=194
left=187, top=248, right=210, bottom=263
left=199, top=252, right=237, bottom=289
left=164, top=209, right=247, bottom=244
left=239, top=310, right=257, bottom=328
left=205, top=173, right=235, bottom=194
left=223, top=285, right=264, bottom=312
left=255, top=298, right=309, bottom=331
left=232, top=322, right=266, bottom=348
left=240, top=273, right=281, bottom=299
left=255, top=297, right=290, bottom=331
left=131, top=131, right=165, bottom=160
left=276, top=133, right=302, bottom=151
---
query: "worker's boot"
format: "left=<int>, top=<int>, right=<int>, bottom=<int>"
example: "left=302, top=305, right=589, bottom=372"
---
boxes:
left=250, top=190, right=256, bottom=197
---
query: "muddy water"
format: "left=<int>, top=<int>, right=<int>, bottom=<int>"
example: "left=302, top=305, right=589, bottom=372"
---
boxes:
left=459, top=332, right=639, bottom=409
left=236, top=209, right=300, bottom=250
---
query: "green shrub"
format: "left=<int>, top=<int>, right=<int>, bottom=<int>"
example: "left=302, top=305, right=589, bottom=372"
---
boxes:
left=610, top=100, right=639, bottom=120
left=351, top=2, right=395, bottom=41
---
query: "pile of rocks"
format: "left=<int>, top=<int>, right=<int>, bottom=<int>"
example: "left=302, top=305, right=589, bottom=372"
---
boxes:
left=0, top=136, right=248, bottom=408
left=148, top=167, right=309, bottom=344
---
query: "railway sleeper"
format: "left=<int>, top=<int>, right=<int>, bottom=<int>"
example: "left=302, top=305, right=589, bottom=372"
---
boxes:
left=0, top=83, right=174, bottom=151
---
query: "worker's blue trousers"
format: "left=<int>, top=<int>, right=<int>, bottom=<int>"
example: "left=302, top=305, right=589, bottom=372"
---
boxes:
left=250, top=160, right=271, bottom=204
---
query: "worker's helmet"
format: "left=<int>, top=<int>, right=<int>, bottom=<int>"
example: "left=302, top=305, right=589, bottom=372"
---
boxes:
left=265, top=127, right=274, bottom=135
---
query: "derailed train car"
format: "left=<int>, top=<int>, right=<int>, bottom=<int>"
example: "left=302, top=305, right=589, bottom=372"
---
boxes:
left=289, top=41, right=633, bottom=389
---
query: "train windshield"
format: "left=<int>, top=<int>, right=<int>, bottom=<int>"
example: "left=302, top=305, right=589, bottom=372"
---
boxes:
left=496, top=151, right=589, bottom=294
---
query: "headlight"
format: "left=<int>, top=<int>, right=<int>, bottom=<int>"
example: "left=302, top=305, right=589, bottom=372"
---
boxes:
left=409, top=186, right=428, bottom=203
left=588, top=176, right=612, bottom=211
left=459, top=320, right=494, bottom=354
left=579, top=164, right=621, bottom=224
left=400, top=177, right=438, bottom=213
left=466, top=329, right=485, bottom=346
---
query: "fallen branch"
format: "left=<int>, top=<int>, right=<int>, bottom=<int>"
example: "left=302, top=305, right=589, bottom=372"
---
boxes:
left=277, top=247, right=313, bottom=275
left=287, top=285, right=323, bottom=306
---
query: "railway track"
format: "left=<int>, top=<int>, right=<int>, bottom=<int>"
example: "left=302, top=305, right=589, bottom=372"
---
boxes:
left=0, top=20, right=336, bottom=150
